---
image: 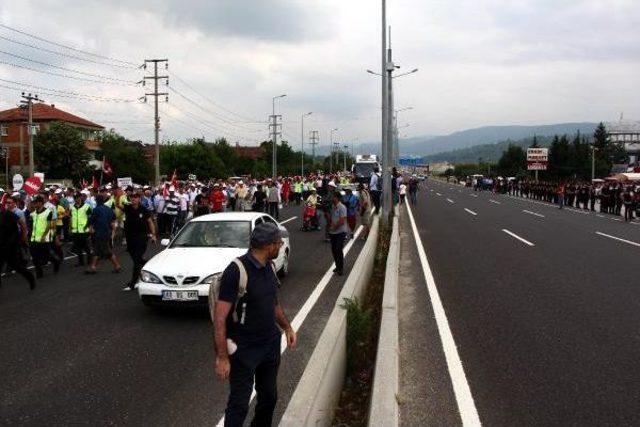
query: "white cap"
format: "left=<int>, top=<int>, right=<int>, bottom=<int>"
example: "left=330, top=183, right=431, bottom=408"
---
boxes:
left=81, top=189, right=90, bottom=195
left=54, top=188, right=63, bottom=194
left=328, top=181, right=337, bottom=188
left=169, top=186, right=175, bottom=192
left=238, top=180, right=244, bottom=185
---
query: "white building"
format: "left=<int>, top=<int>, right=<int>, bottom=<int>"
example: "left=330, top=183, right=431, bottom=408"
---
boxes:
left=605, top=120, right=640, bottom=167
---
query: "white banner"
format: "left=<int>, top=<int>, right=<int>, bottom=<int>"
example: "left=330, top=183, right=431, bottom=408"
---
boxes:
left=527, top=148, right=548, bottom=162
left=117, top=177, right=133, bottom=188
left=12, top=174, right=24, bottom=191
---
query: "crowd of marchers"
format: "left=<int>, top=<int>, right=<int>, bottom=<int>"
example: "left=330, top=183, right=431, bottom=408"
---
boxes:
left=467, top=177, right=640, bottom=221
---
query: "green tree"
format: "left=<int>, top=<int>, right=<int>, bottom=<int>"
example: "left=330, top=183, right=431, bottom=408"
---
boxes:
left=592, top=122, right=629, bottom=178
left=161, top=140, right=227, bottom=179
left=34, top=122, right=90, bottom=179
left=98, top=131, right=153, bottom=183
left=549, top=135, right=572, bottom=179
left=497, top=144, right=527, bottom=177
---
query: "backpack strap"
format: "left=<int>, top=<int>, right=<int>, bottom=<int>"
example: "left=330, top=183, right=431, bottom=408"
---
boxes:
left=231, top=258, right=248, bottom=323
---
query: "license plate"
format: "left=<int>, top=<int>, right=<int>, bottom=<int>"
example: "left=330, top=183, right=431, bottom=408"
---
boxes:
left=162, top=290, right=199, bottom=301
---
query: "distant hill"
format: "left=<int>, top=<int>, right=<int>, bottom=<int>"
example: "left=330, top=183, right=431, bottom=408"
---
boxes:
left=400, top=122, right=598, bottom=157
left=423, top=135, right=557, bottom=164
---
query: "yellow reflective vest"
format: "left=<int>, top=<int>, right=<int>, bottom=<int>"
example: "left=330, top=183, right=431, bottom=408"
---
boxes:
left=70, top=204, right=91, bottom=234
left=30, top=208, right=53, bottom=243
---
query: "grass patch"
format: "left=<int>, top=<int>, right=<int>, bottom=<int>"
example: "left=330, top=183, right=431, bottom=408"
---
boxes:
left=333, top=222, right=391, bottom=426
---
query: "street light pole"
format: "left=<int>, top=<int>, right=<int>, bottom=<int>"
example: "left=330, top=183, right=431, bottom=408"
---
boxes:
left=301, top=112, right=312, bottom=177
left=343, top=144, right=349, bottom=172
left=271, top=94, right=286, bottom=180
left=381, top=0, right=389, bottom=220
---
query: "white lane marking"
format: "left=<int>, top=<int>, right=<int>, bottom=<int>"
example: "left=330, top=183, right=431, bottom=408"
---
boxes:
left=279, top=216, right=298, bottom=225
left=464, top=208, right=477, bottom=216
left=430, top=189, right=434, bottom=192
left=522, top=209, right=545, bottom=218
left=406, top=202, right=482, bottom=426
left=595, top=231, right=640, bottom=248
left=215, top=225, right=365, bottom=427
left=502, top=229, right=535, bottom=247
left=436, top=192, right=442, bottom=196
left=489, top=200, right=501, bottom=205
left=596, top=214, right=605, bottom=218
left=610, top=218, right=622, bottom=222
left=446, top=198, right=455, bottom=204
left=469, top=194, right=478, bottom=198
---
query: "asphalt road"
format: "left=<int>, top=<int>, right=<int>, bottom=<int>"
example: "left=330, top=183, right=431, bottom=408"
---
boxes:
left=402, top=179, right=640, bottom=426
left=0, top=205, right=366, bottom=426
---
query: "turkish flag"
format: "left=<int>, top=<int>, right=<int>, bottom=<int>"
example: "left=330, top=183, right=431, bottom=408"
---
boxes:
left=103, top=156, right=114, bottom=177
left=23, top=177, right=42, bottom=196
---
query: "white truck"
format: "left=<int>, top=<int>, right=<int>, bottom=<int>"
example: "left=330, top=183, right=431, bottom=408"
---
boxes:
left=352, top=154, right=381, bottom=185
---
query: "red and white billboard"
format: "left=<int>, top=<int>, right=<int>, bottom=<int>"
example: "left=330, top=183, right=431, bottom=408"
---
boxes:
left=527, top=148, right=548, bottom=171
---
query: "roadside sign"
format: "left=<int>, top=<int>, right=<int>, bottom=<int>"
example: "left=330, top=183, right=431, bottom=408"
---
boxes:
left=527, top=148, right=548, bottom=171
left=117, top=177, right=132, bottom=188
left=23, top=177, right=42, bottom=195
left=12, top=174, right=24, bottom=191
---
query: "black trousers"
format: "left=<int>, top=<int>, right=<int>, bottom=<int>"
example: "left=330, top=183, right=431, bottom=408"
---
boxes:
left=126, top=237, right=148, bottom=287
left=0, top=248, right=35, bottom=287
left=330, top=232, right=346, bottom=273
left=71, top=233, right=92, bottom=265
left=268, top=202, right=279, bottom=220
left=29, top=242, right=59, bottom=277
left=225, top=339, right=280, bottom=427
left=371, top=190, right=381, bottom=211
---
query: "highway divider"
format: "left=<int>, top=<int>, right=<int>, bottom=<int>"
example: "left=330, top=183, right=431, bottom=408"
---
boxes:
left=281, top=215, right=380, bottom=427
left=368, top=210, right=400, bottom=426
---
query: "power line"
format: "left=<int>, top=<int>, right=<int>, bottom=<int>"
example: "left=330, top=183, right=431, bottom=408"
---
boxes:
left=0, top=23, right=138, bottom=66
left=0, top=50, right=136, bottom=83
left=0, top=77, right=137, bottom=102
left=167, top=102, right=245, bottom=141
left=168, top=86, right=263, bottom=134
left=0, top=59, right=136, bottom=86
left=0, top=83, right=137, bottom=103
left=168, top=71, right=261, bottom=123
left=0, top=34, right=138, bottom=70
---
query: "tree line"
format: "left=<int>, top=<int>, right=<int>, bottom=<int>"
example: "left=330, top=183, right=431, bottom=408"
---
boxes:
left=448, top=123, right=628, bottom=181
left=32, top=123, right=352, bottom=183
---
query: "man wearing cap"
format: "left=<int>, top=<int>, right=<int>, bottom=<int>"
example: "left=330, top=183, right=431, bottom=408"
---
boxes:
left=29, top=195, right=60, bottom=278
left=86, top=195, right=122, bottom=274
left=117, top=192, right=156, bottom=291
left=69, top=193, right=92, bottom=267
left=214, top=222, right=296, bottom=427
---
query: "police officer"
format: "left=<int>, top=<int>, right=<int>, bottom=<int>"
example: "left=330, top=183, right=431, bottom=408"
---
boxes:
left=116, top=192, right=156, bottom=291
left=213, top=222, right=296, bottom=427
left=29, top=195, right=60, bottom=278
left=70, top=193, right=92, bottom=267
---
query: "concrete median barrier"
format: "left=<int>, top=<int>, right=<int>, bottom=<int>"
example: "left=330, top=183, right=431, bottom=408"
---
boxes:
left=368, top=212, right=400, bottom=426
left=281, top=216, right=380, bottom=427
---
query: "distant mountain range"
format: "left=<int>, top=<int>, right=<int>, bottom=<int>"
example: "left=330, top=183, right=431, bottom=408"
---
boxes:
left=401, top=122, right=599, bottom=158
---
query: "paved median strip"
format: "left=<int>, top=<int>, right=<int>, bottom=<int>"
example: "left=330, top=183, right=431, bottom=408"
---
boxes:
left=522, top=209, right=545, bottom=218
left=595, top=231, right=640, bottom=248
left=502, top=229, right=535, bottom=246
left=464, top=208, right=477, bottom=216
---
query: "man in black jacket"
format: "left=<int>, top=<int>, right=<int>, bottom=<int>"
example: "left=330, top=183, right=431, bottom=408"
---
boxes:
left=0, top=204, right=36, bottom=290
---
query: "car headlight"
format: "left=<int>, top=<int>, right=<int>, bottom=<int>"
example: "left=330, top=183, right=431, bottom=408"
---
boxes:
left=201, top=273, right=222, bottom=285
left=140, top=270, right=162, bottom=283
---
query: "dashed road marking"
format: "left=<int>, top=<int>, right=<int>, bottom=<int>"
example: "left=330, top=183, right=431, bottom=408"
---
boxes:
left=469, top=194, right=478, bottom=198
left=489, top=199, right=501, bottom=205
left=464, top=208, right=477, bottom=216
left=446, top=198, right=455, bottom=204
left=502, top=229, right=535, bottom=246
left=436, top=192, right=442, bottom=196
left=279, top=216, right=298, bottom=225
left=595, top=231, right=640, bottom=248
left=522, top=209, right=545, bottom=218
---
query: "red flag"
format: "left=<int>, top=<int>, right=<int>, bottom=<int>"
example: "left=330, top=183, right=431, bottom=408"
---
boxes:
left=91, top=175, right=98, bottom=189
left=170, top=169, right=178, bottom=188
left=82, top=178, right=88, bottom=189
left=162, top=183, right=169, bottom=198
left=102, top=156, right=114, bottom=177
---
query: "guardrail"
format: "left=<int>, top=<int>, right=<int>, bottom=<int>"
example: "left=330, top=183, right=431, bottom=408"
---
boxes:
left=281, top=215, right=380, bottom=427
left=368, top=210, right=400, bottom=426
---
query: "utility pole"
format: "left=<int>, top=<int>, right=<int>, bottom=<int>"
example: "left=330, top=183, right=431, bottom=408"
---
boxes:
left=384, top=26, right=395, bottom=216
left=20, top=93, right=42, bottom=177
left=271, top=95, right=286, bottom=180
left=309, top=130, right=319, bottom=171
left=301, top=112, right=312, bottom=177
left=141, top=59, right=168, bottom=186
left=330, top=128, right=338, bottom=173
left=343, top=144, right=349, bottom=172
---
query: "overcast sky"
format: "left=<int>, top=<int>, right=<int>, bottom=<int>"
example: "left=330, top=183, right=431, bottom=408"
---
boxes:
left=1, top=0, right=639, bottom=150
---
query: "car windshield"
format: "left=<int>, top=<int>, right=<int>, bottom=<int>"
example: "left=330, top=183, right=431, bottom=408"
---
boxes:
left=170, top=220, right=251, bottom=248
left=354, top=163, right=375, bottom=176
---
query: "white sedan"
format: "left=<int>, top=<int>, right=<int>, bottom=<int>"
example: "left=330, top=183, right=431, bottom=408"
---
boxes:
left=137, top=212, right=291, bottom=307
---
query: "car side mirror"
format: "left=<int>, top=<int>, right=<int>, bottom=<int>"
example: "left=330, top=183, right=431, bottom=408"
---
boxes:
left=160, top=238, right=170, bottom=247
